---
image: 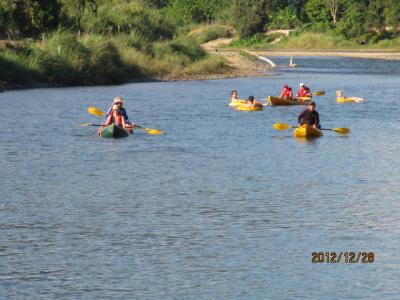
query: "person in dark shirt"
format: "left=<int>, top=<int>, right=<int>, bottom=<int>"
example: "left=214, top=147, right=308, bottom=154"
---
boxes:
left=298, top=101, right=321, bottom=129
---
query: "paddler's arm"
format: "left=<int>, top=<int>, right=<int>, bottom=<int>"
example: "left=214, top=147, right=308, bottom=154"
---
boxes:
left=298, top=112, right=304, bottom=125
left=315, top=112, right=321, bottom=129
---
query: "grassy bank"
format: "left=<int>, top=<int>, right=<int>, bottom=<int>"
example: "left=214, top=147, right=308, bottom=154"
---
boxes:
left=227, top=32, right=400, bottom=51
left=0, top=26, right=232, bottom=88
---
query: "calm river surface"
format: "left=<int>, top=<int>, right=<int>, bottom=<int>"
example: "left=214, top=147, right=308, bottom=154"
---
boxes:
left=1, top=57, right=400, bottom=299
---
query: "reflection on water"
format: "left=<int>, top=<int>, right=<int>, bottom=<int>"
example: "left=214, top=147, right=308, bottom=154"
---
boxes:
left=1, top=57, right=400, bottom=299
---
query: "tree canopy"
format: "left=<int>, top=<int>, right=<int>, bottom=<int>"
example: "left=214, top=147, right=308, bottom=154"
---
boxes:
left=0, top=0, right=399, bottom=39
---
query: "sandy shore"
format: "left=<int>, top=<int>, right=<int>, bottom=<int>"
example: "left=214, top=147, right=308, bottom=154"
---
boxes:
left=245, top=49, right=400, bottom=60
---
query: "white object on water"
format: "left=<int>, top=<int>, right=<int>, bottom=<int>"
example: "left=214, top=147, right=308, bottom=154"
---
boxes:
left=258, top=56, right=276, bottom=68
left=289, top=57, right=297, bottom=67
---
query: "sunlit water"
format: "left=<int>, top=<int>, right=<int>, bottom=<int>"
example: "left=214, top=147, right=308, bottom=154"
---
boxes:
left=1, top=57, right=400, bottom=299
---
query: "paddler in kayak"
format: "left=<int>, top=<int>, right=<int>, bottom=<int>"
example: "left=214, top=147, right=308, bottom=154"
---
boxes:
left=98, top=97, right=134, bottom=134
left=298, top=101, right=321, bottom=129
left=231, top=90, right=239, bottom=102
left=296, top=83, right=312, bottom=99
left=106, top=97, right=132, bottom=123
left=336, top=90, right=365, bottom=102
left=244, top=96, right=263, bottom=108
left=280, top=84, right=293, bottom=100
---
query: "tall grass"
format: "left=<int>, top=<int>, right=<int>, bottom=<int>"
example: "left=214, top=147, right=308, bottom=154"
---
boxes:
left=229, top=31, right=400, bottom=50
left=0, top=29, right=230, bottom=86
left=189, top=24, right=234, bottom=44
left=270, top=32, right=357, bottom=50
left=184, top=55, right=229, bottom=75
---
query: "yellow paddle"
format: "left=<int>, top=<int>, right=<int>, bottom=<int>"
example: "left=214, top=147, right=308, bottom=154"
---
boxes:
left=313, top=90, right=325, bottom=96
left=321, top=127, right=350, bottom=134
left=88, top=106, right=106, bottom=117
left=86, top=106, right=163, bottom=135
left=273, top=123, right=350, bottom=135
left=273, top=123, right=296, bottom=130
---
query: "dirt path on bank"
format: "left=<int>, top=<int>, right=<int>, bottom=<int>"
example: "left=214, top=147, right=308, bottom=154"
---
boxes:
left=200, top=38, right=271, bottom=78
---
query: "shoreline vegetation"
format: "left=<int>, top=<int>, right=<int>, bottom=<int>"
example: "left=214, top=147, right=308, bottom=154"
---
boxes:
left=1, top=0, right=400, bottom=91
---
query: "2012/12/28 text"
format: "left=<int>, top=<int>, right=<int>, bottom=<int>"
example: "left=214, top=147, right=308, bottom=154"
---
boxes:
left=311, top=252, right=374, bottom=263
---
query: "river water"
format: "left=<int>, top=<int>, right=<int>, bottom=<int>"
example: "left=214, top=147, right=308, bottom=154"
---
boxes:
left=1, top=57, right=400, bottom=299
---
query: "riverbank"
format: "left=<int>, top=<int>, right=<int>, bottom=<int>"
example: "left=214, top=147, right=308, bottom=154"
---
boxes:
left=3, top=36, right=400, bottom=92
left=0, top=35, right=271, bottom=91
left=247, top=49, right=400, bottom=60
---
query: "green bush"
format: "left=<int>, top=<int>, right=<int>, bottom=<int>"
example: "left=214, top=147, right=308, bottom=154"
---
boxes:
left=269, top=6, right=299, bottom=29
left=269, top=32, right=357, bottom=50
left=184, top=55, right=229, bottom=75
left=230, top=33, right=271, bottom=47
left=305, top=0, right=331, bottom=24
left=189, top=24, right=233, bottom=44
left=81, top=1, right=176, bottom=40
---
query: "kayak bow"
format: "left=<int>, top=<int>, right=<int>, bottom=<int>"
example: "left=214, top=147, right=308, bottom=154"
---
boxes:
left=268, top=96, right=312, bottom=106
left=293, top=125, right=323, bottom=138
left=99, top=124, right=131, bottom=138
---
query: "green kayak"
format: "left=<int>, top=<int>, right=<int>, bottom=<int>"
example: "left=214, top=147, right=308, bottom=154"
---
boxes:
left=99, top=124, right=131, bottom=138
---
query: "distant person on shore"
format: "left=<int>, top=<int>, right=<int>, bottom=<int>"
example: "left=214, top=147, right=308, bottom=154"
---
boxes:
left=280, top=84, right=293, bottom=100
left=298, top=101, right=321, bottom=129
left=296, top=83, right=312, bottom=98
left=245, top=96, right=263, bottom=108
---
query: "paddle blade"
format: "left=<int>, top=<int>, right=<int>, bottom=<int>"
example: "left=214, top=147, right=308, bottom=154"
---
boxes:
left=88, top=107, right=106, bottom=117
left=143, top=128, right=163, bottom=135
left=273, top=123, right=291, bottom=131
left=333, top=127, right=350, bottom=134
left=314, top=90, right=325, bottom=96
left=80, top=123, right=92, bottom=127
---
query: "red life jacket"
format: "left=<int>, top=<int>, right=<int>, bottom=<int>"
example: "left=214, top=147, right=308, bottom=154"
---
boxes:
left=282, top=87, right=292, bottom=97
left=112, top=110, right=124, bottom=126
left=103, top=110, right=124, bottom=126
left=97, top=110, right=124, bottom=134
left=298, top=87, right=310, bottom=97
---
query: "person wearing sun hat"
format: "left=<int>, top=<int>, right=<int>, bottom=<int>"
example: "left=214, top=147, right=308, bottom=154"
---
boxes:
left=296, top=83, right=312, bottom=98
left=106, top=97, right=130, bottom=121
left=101, top=97, right=134, bottom=131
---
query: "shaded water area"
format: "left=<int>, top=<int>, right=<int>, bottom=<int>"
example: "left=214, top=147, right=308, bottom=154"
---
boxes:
left=1, top=57, right=400, bottom=299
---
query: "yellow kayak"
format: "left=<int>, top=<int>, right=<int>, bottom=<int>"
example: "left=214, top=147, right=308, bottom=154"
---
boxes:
left=336, top=97, right=364, bottom=103
left=229, top=99, right=247, bottom=107
left=236, top=105, right=263, bottom=111
left=293, top=125, right=323, bottom=138
left=268, top=96, right=312, bottom=106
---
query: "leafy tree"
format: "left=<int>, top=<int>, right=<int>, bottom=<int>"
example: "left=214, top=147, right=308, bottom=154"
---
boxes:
left=166, top=0, right=226, bottom=24
left=0, top=1, right=17, bottom=37
left=81, top=1, right=175, bottom=40
left=324, top=0, right=342, bottom=22
left=61, top=0, right=97, bottom=29
left=305, top=0, right=331, bottom=23
left=143, top=0, right=170, bottom=8
left=270, top=6, right=299, bottom=29
left=366, top=0, right=386, bottom=31
left=384, top=0, right=400, bottom=29
left=336, top=0, right=367, bottom=38
left=0, top=0, right=60, bottom=35
left=231, top=0, right=268, bottom=37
